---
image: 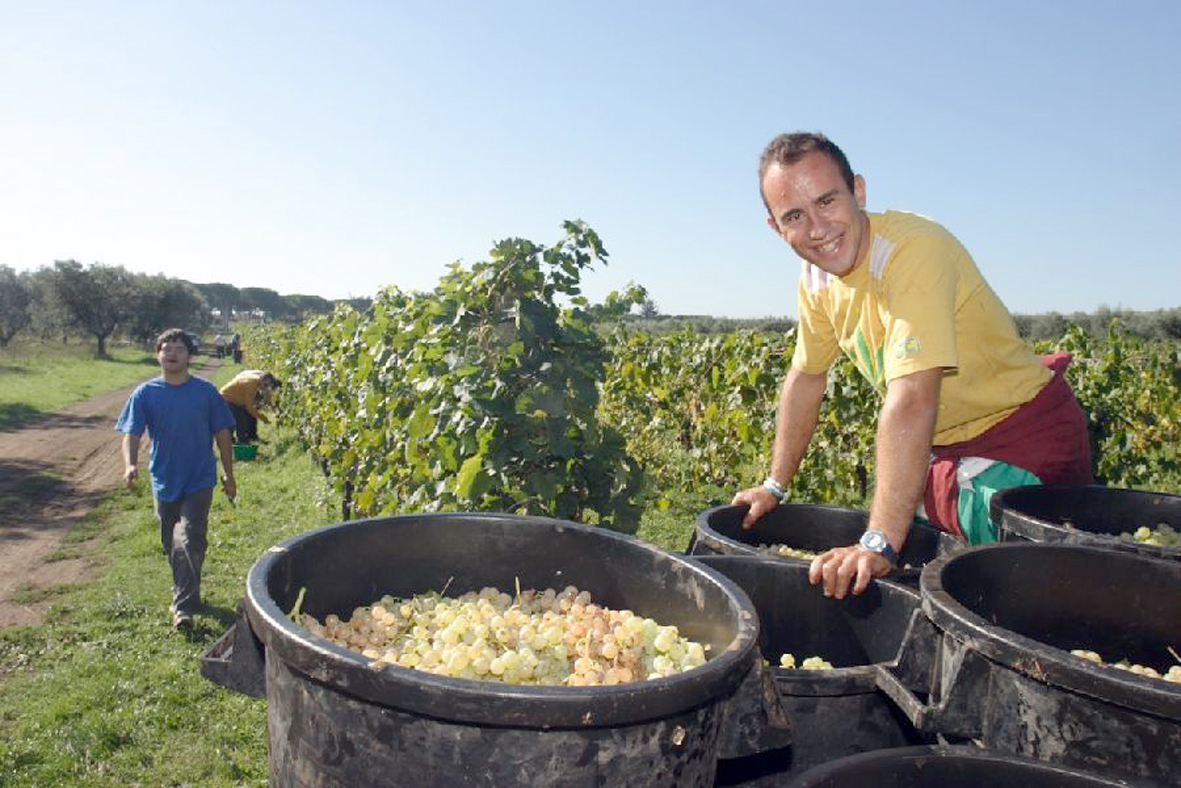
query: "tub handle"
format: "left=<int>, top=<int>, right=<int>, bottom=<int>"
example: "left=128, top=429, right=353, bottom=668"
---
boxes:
left=716, top=656, right=793, bottom=758
left=199, top=600, right=267, bottom=698
left=874, top=611, right=984, bottom=740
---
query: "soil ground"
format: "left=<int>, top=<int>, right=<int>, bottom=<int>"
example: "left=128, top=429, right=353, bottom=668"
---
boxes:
left=0, top=359, right=221, bottom=628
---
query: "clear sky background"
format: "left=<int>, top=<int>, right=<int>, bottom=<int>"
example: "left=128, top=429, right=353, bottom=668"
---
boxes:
left=2, top=1, right=1178, bottom=319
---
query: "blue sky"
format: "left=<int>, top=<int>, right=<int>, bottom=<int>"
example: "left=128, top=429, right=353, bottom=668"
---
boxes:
left=2, top=1, right=1178, bottom=319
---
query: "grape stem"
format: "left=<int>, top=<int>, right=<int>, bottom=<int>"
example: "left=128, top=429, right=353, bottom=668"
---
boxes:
left=289, top=586, right=307, bottom=621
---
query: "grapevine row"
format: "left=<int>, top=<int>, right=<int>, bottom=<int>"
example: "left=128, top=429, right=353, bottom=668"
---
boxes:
left=248, top=228, right=1180, bottom=527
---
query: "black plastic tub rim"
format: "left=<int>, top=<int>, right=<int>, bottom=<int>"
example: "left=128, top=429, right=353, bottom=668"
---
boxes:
left=244, top=512, right=762, bottom=729
left=918, top=542, right=1181, bottom=719
left=783, top=744, right=1148, bottom=786
left=695, top=502, right=956, bottom=576
left=991, top=483, right=1181, bottom=561
left=694, top=503, right=866, bottom=555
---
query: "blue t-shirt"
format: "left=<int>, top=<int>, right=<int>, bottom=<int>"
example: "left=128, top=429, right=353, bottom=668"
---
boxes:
left=115, top=376, right=236, bottom=502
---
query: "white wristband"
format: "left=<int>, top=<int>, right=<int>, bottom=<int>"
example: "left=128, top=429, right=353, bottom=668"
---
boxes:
left=762, top=477, right=787, bottom=502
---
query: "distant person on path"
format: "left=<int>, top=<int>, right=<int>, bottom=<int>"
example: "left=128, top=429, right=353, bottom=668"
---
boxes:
left=213, top=333, right=226, bottom=359
left=219, top=370, right=280, bottom=444
left=116, top=328, right=236, bottom=629
left=733, top=131, right=1092, bottom=599
left=229, top=332, right=242, bottom=364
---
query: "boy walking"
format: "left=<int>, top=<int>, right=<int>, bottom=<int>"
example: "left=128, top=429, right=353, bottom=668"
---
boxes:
left=116, top=328, right=237, bottom=629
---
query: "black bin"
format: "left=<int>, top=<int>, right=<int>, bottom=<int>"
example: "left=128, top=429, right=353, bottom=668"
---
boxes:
left=783, top=745, right=1142, bottom=787
left=992, top=483, right=1181, bottom=561
left=876, top=543, right=1181, bottom=785
left=692, top=554, right=930, bottom=785
left=213, top=512, right=762, bottom=787
left=692, top=503, right=961, bottom=586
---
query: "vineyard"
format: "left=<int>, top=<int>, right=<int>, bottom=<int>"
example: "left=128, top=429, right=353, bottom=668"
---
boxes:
left=247, top=225, right=1181, bottom=530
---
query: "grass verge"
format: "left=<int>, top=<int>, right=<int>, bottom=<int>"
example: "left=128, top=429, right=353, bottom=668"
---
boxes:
left=0, top=341, right=162, bottom=431
left=0, top=427, right=340, bottom=787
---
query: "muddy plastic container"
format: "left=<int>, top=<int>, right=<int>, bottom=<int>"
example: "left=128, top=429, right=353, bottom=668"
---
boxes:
left=691, top=503, right=962, bottom=587
left=691, top=554, right=930, bottom=785
left=208, top=512, right=763, bottom=787
left=992, top=484, right=1181, bottom=562
left=783, top=745, right=1147, bottom=787
left=875, top=543, right=1181, bottom=784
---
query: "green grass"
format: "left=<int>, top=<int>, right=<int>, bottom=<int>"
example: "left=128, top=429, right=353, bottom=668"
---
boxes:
left=0, top=427, right=341, bottom=787
left=0, top=340, right=160, bottom=431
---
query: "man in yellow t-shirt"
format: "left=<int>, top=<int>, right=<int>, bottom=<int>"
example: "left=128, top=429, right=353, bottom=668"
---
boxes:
left=219, top=370, right=280, bottom=444
left=734, top=131, right=1091, bottom=599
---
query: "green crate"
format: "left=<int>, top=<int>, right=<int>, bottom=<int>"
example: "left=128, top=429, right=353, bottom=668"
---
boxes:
left=232, top=443, right=258, bottom=461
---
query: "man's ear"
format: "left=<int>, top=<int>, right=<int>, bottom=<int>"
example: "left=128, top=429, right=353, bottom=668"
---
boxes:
left=854, top=174, right=866, bottom=210
left=766, top=215, right=781, bottom=235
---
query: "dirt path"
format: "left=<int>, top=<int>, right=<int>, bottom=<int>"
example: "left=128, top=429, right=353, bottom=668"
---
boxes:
left=0, top=360, right=221, bottom=628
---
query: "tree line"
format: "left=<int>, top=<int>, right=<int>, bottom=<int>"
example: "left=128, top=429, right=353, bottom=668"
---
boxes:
left=0, top=261, right=370, bottom=356
left=618, top=306, right=1181, bottom=342
left=3, top=258, right=1175, bottom=358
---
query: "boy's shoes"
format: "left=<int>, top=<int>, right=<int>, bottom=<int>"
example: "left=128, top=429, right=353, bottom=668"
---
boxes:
left=171, top=607, right=194, bottom=630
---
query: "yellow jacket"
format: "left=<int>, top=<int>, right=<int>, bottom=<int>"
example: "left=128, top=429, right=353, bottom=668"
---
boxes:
left=219, top=370, right=271, bottom=422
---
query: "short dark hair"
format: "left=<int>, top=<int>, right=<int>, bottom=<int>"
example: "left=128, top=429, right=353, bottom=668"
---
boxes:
left=156, top=328, right=197, bottom=354
left=758, top=132, right=856, bottom=214
left=262, top=373, right=282, bottom=388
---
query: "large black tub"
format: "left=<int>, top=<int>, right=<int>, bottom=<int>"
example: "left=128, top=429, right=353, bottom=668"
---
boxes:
left=783, top=745, right=1144, bottom=787
left=216, top=513, right=761, bottom=787
left=992, top=484, right=1181, bottom=562
left=692, top=503, right=961, bottom=586
left=875, top=543, right=1181, bottom=784
left=692, top=555, right=930, bottom=786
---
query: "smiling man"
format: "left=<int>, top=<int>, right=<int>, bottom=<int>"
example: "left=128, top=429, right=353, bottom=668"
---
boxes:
left=734, top=132, right=1093, bottom=599
left=116, top=328, right=236, bottom=629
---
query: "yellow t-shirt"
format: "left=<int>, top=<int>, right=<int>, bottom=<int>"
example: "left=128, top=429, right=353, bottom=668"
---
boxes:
left=791, top=210, right=1050, bottom=445
left=219, top=370, right=270, bottom=421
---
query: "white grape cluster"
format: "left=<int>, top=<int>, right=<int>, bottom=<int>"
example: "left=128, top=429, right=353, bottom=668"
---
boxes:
left=1071, top=649, right=1181, bottom=683
left=757, top=543, right=820, bottom=561
left=1119, top=523, right=1180, bottom=548
left=780, top=653, right=834, bottom=670
left=762, top=653, right=834, bottom=669
left=300, top=585, right=709, bottom=686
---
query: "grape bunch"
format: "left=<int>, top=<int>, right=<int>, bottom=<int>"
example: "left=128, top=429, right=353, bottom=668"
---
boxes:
left=757, top=543, right=820, bottom=561
left=778, top=653, right=834, bottom=670
left=1070, top=649, right=1181, bottom=683
left=1118, top=523, right=1180, bottom=548
left=300, top=585, right=709, bottom=686
left=762, top=653, right=834, bottom=669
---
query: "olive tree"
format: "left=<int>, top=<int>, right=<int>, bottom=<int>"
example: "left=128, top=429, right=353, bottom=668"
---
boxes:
left=50, top=260, right=138, bottom=356
left=0, top=265, right=35, bottom=346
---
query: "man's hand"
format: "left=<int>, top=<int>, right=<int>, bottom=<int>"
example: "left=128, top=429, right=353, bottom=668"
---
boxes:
left=222, top=474, right=237, bottom=502
left=732, top=486, right=779, bottom=529
left=123, top=464, right=138, bottom=489
left=808, top=545, right=892, bottom=599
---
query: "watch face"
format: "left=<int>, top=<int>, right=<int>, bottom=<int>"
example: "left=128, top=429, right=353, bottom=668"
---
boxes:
left=861, top=531, right=886, bottom=551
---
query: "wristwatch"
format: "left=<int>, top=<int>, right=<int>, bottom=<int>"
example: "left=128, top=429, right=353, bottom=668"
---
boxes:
left=859, top=529, right=899, bottom=564
left=762, top=477, right=787, bottom=502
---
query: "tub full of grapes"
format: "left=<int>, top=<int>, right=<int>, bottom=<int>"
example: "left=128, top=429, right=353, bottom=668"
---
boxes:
left=991, top=483, right=1181, bottom=561
left=216, top=511, right=765, bottom=788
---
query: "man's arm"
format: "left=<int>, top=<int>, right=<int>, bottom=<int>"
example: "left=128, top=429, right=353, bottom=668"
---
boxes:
left=732, top=365, right=827, bottom=527
left=215, top=427, right=236, bottom=501
left=122, top=432, right=141, bottom=489
left=809, top=367, right=942, bottom=598
left=242, top=380, right=269, bottom=421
